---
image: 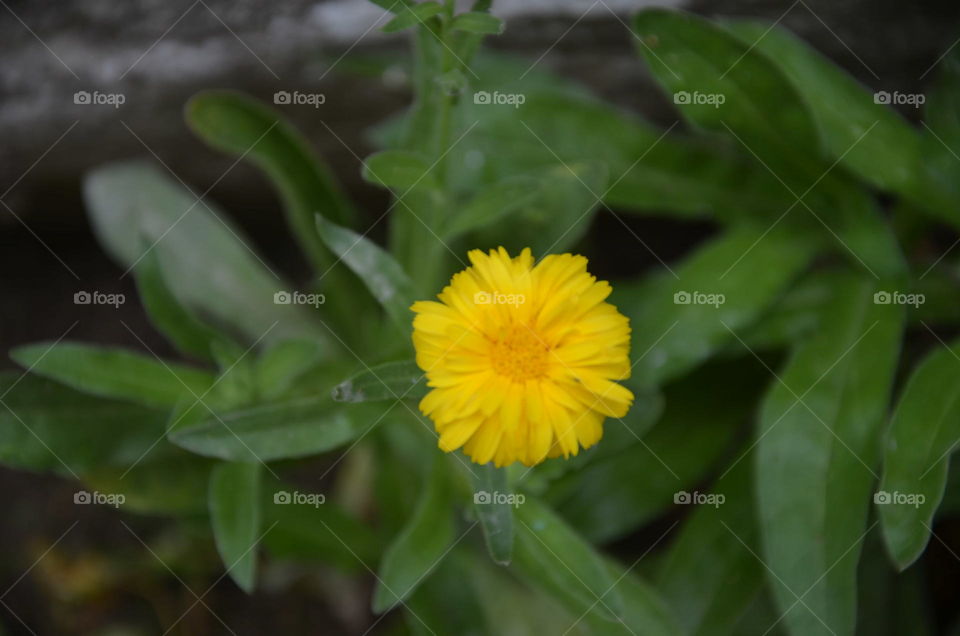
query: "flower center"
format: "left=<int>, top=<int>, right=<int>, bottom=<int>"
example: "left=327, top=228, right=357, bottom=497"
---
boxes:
left=490, top=325, right=549, bottom=381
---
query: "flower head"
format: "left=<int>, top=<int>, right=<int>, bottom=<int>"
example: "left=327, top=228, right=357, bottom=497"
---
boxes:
left=411, top=247, right=633, bottom=467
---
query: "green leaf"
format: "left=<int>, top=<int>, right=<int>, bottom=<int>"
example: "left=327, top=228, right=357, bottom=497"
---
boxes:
left=621, top=225, right=814, bottom=388
left=546, top=358, right=764, bottom=543
left=657, top=457, right=763, bottom=636
left=632, top=9, right=820, bottom=182
left=513, top=496, right=624, bottom=622
left=186, top=90, right=353, bottom=230
left=442, top=176, right=539, bottom=240
left=169, top=397, right=388, bottom=462
left=185, top=90, right=373, bottom=339
left=382, top=2, right=444, bottom=33
left=10, top=342, right=214, bottom=409
left=362, top=150, right=437, bottom=191
left=732, top=270, right=833, bottom=352
left=332, top=360, right=426, bottom=403
left=134, top=250, right=223, bottom=362
left=472, top=463, right=514, bottom=565
left=83, top=450, right=213, bottom=515
left=209, top=462, right=262, bottom=593
left=261, top=475, right=379, bottom=571
left=722, top=20, right=920, bottom=196
left=583, top=563, right=683, bottom=636
left=472, top=162, right=608, bottom=255
left=405, top=551, right=491, bottom=635
left=315, top=214, right=416, bottom=333
left=450, top=12, right=503, bottom=35
left=0, top=372, right=167, bottom=473
left=756, top=273, right=904, bottom=636
left=373, top=459, right=454, bottom=613
left=877, top=337, right=960, bottom=569
left=84, top=161, right=325, bottom=346
left=255, top=338, right=324, bottom=400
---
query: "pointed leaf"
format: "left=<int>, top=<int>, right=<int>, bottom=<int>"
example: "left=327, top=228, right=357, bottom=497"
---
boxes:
left=170, top=397, right=388, bottom=462
left=373, top=460, right=454, bottom=612
left=513, top=497, right=624, bottom=622
left=472, top=463, right=514, bottom=565
left=210, top=462, right=262, bottom=593
left=756, top=273, right=904, bottom=636
left=84, top=162, right=325, bottom=345
left=878, top=337, right=960, bottom=569
left=382, top=2, right=444, bottom=33
left=315, top=214, right=416, bottom=332
left=332, top=360, right=426, bottom=403
left=11, top=341, right=214, bottom=408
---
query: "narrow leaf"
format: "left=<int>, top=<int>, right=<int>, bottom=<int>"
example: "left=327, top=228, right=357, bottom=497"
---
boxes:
left=11, top=341, right=214, bottom=408
left=756, top=273, right=904, bottom=636
left=84, top=162, right=325, bottom=345
left=373, top=460, right=454, bottom=613
left=878, top=337, right=960, bottom=569
left=622, top=225, right=814, bottom=388
left=134, top=250, right=222, bottom=361
left=472, top=463, right=514, bottom=565
left=0, top=372, right=167, bottom=473
left=513, top=497, right=624, bottom=622
left=450, top=12, right=503, bottom=35
left=442, top=176, right=539, bottom=240
left=382, top=2, right=444, bottom=33
left=315, top=214, right=416, bottom=332
left=169, top=397, right=388, bottom=462
left=332, top=360, right=426, bottom=403
left=210, top=462, right=262, bottom=593
left=723, top=20, right=919, bottom=196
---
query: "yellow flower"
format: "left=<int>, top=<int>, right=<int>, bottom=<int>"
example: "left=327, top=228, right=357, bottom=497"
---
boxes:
left=410, top=247, right=633, bottom=467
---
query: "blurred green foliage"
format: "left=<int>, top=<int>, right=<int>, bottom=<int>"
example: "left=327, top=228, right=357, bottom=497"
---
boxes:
left=5, top=2, right=960, bottom=634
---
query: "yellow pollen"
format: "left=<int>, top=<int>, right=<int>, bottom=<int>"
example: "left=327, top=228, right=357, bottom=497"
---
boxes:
left=490, top=326, right=549, bottom=381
